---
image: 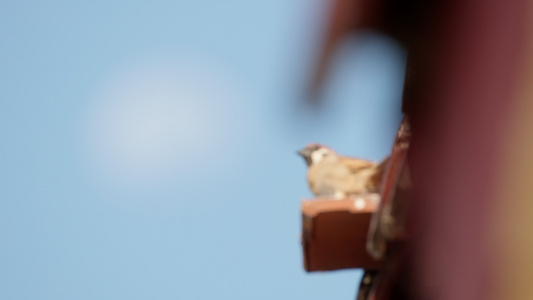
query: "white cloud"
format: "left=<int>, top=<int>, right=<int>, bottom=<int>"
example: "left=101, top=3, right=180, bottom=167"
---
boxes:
left=81, top=53, right=247, bottom=191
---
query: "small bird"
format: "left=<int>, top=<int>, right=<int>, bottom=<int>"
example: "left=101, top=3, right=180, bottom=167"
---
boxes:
left=298, top=144, right=389, bottom=198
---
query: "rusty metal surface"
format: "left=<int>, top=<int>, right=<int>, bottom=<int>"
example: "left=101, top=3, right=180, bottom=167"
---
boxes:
left=367, top=118, right=411, bottom=260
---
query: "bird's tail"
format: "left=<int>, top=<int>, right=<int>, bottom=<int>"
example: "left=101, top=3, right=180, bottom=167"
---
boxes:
left=376, top=157, right=390, bottom=176
left=370, top=156, right=390, bottom=191
left=364, top=156, right=390, bottom=193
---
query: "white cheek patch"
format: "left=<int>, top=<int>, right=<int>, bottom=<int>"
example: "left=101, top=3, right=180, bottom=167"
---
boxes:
left=311, top=148, right=329, bottom=163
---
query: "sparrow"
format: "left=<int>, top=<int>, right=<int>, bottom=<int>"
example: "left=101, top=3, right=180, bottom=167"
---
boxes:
left=298, top=144, right=389, bottom=198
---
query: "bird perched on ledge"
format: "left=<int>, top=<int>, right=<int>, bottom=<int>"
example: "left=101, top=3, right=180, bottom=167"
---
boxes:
left=298, top=144, right=389, bottom=198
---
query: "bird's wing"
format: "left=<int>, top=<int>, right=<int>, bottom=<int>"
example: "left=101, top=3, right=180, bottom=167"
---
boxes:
left=367, top=156, right=390, bottom=191
left=376, top=156, right=390, bottom=175
left=339, top=156, right=390, bottom=193
left=338, top=157, right=377, bottom=172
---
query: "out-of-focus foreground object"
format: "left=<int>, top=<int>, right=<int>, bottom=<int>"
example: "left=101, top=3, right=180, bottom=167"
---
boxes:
left=308, top=0, right=422, bottom=102
left=492, top=2, right=533, bottom=300
left=405, top=1, right=531, bottom=300
left=303, top=0, right=533, bottom=299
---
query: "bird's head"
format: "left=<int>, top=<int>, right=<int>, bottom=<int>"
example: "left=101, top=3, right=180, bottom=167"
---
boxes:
left=297, top=144, right=337, bottom=166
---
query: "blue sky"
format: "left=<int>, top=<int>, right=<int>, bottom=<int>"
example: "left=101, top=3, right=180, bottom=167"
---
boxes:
left=0, top=1, right=405, bottom=299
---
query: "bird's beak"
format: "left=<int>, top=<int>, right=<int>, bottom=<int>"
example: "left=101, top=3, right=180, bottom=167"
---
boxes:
left=297, top=149, right=307, bottom=157
left=297, top=148, right=312, bottom=166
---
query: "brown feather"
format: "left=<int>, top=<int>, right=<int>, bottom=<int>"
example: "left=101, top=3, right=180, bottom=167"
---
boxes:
left=368, top=156, right=390, bottom=192
left=300, top=143, right=390, bottom=197
left=339, top=157, right=378, bottom=172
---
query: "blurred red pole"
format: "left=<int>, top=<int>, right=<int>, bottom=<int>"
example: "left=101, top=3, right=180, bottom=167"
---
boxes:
left=309, top=0, right=385, bottom=103
left=407, top=1, right=529, bottom=299
left=308, top=0, right=531, bottom=299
